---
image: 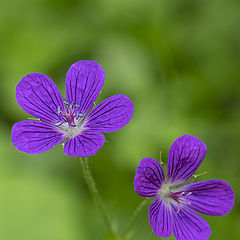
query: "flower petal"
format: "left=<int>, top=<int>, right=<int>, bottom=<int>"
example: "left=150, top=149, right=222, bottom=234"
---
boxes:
left=149, top=197, right=173, bottom=237
left=171, top=203, right=211, bottom=240
left=16, top=73, right=64, bottom=123
left=180, top=180, right=234, bottom=216
left=65, top=60, right=104, bottom=115
left=63, top=130, right=105, bottom=157
left=167, top=135, right=207, bottom=186
left=85, top=94, right=133, bottom=133
left=11, top=120, right=66, bottom=154
left=134, top=158, right=165, bottom=197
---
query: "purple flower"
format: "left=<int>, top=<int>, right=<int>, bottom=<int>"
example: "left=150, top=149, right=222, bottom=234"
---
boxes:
left=134, top=135, right=234, bottom=240
left=11, top=60, right=133, bottom=157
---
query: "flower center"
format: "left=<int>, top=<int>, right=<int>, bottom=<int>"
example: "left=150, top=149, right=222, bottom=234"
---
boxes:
left=158, top=184, right=170, bottom=198
left=158, top=184, right=192, bottom=213
left=168, top=191, right=192, bottom=213
left=54, top=100, right=86, bottom=137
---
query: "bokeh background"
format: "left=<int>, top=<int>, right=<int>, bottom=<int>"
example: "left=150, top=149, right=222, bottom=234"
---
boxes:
left=1, top=0, right=240, bottom=239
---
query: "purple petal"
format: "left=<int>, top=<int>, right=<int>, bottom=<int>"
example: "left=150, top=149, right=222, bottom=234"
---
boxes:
left=85, top=94, right=133, bottom=133
left=11, top=120, right=66, bottom=154
left=65, top=60, right=104, bottom=115
left=134, top=158, right=165, bottom=197
left=149, top=197, right=173, bottom=237
left=16, top=73, right=64, bottom=123
left=180, top=180, right=234, bottom=216
left=171, top=203, right=211, bottom=240
left=63, top=130, right=105, bottom=157
left=167, top=135, right=207, bottom=186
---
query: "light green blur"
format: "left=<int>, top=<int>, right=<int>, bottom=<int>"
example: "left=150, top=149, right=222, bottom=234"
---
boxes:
left=0, top=0, right=239, bottom=239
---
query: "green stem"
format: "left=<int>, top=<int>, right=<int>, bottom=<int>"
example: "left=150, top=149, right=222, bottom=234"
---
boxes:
left=80, top=157, right=113, bottom=236
left=121, top=199, right=148, bottom=240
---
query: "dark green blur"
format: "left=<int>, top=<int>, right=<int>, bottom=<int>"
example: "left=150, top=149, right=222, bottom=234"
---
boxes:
left=0, top=0, right=239, bottom=239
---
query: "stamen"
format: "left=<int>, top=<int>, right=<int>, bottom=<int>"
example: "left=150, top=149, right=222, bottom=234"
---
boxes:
left=76, top=110, right=84, bottom=120
left=69, top=101, right=74, bottom=109
left=177, top=204, right=181, bottom=213
left=62, top=116, right=68, bottom=122
left=179, top=192, right=185, bottom=196
left=168, top=191, right=192, bottom=213
left=53, top=100, right=84, bottom=131
left=56, top=106, right=61, bottom=115
left=54, top=121, right=63, bottom=127
left=185, top=192, right=192, bottom=197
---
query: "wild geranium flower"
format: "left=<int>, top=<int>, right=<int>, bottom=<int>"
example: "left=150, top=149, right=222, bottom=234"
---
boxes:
left=11, top=60, right=133, bottom=157
left=134, top=135, right=234, bottom=240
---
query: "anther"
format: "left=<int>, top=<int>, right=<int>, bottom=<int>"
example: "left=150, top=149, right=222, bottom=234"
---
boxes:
left=63, top=100, right=69, bottom=105
left=54, top=121, right=63, bottom=127
left=69, top=101, right=74, bottom=109
left=179, top=192, right=185, bottom=197
left=76, top=110, right=84, bottom=120
left=185, top=192, right=192, bottom=197
left=56, top=106, right=61, bottom=115
left=62, top=116, right=68, bottom=122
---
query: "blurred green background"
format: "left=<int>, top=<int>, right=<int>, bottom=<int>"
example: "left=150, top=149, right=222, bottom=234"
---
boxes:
left=0, top=0, right=240, bottom=239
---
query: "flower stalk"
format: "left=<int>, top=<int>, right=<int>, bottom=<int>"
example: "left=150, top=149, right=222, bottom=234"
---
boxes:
left=80, top=157, right=114, bottom=237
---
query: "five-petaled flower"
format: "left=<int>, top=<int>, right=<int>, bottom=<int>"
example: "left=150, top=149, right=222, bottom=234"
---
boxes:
left=134, top=135, right=234, bottom=240
left=11, top=60, right=133, bottom=157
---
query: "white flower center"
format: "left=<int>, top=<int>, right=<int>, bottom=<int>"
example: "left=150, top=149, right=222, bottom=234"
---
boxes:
left=54, top=101, right=87, bottom=138
left=158, top=184, right=192, bottom=212
left=158, top=184, right=170, bottom=198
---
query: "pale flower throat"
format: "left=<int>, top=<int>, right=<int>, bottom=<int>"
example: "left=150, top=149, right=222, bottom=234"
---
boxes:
left=158, top=184, right=192, bottom=213
left=54, top=100, right=86, bottom=138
